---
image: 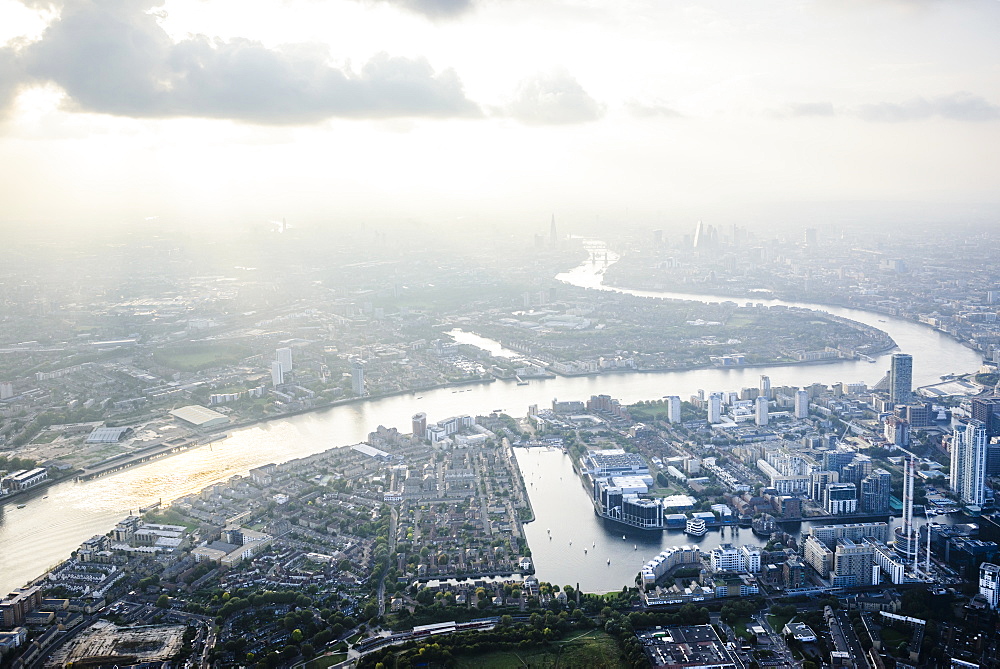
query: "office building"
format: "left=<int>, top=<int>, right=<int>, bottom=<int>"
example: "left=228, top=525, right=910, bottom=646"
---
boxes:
left=980, top=563, right=1000, bottom=609
left=889, top=353, right=913, bottom=405
left=755, top=395, right=769, bottom=427
left=825, top=483, right=858, bottom=515
left=666, top=395, right=682, bottom=424
left=951, top=420, right=988, bottom=506
left=275, top=347, right=293, bottom=374
left=794, top=389, right=809, bottom=419
left=861, top=469, right=892, bottom=514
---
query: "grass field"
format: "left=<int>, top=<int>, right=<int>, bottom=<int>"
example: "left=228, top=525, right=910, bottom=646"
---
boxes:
left=152, top=343, right=251, bottom=372
left=767, top=614, right=793, bottom=634
left=453, top=630, right=628, bottom=669
left=303, top=653, right=347, bottom=669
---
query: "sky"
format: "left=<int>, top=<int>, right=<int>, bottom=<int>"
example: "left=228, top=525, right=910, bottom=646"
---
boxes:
left=0, top=0, right=998, bottom=233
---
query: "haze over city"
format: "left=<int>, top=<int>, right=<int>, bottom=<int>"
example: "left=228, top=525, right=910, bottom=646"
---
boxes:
left=4, top=2, right=1000, bottom=669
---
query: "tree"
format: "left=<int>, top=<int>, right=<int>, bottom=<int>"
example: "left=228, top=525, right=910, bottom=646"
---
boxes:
left=155, top=594, right=170, bottom=608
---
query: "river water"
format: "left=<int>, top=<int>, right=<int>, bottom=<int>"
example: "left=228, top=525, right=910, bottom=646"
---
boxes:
left=0, top=249, right=981, bottom=594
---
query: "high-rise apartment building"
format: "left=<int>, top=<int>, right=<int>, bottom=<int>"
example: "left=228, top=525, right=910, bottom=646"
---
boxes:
left=755, top=395, right=769, bottom=427
left=759, top=375, right=771, bottom=400
left=276, top=347, right=293, bottom=374
left=951, top=420, right=988, bottom=506
left=832, top=539, right=875, bottom=588
left=860, top=469, right=892, bottom=514
left=889, top=353, right=913, bottom=405
left=708, top=393, right=722, bottom=424
left=270, top=360, right=284, bottom=387
left=825, top=483, right=858, bottom=515
left=980, top=563, right=1000, bottom=609
left=794, top=389, right=809, bottom=419
left=666, top=396, right=682, bottom=424
left=352, top=361, right=366, bottom=396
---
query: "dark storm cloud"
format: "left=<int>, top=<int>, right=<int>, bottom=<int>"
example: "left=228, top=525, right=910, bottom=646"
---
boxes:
left=507, top=70, right=604, bottom=126
left=0, top=0, right=480, bottom=123
left=856, top=92, right=1000, bottom=122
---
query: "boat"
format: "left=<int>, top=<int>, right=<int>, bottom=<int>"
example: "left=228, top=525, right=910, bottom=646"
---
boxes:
left=685, top=517, right=707, bottom=537
left=622, top=535, right=626, bottom=540
left=607, top=558, right=611, bottom=564
left=16, top=504, right=26, bottom=509
left=584, top=549, right=587, bottom=554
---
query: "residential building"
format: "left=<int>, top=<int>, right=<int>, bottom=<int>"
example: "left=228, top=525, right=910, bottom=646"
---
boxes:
left=861, top=469, right=892, bottom=514
left=951, top=420, right=988, bottom=506
left=890, top=353, right=913, bottom=405
left=980, top=562, right=1000, bottom=609
left=825, top=483, right=858, bottom=515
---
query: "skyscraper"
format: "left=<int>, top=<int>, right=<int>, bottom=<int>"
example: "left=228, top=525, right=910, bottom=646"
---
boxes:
left=860, top=469, right=892, bottom=513
left=550, top=214, right=557, bottom=247
left=951, top=420, right=988, bottom=506
left=889, top=353, right=913, bottom=405
left=759, top=375, right=771, bottom=400
left=270, top=360, right=284, bottom=387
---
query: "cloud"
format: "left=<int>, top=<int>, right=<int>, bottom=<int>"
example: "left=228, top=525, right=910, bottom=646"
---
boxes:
left=1, top=0, right=481, bottom=124
left=625, top=99, right=682, bottom=119
left=506, top=70, right=604, bottom=126
left=374, top=0, right=476, bottom=19
left=856, top=92, right=1000, bottom=122
left=782, top=102, right=835, bottom=117
left=0, top=48, right=26, bottom=113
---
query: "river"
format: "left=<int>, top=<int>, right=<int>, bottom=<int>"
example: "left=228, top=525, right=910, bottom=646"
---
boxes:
left=0, top=248, right=981, bottom=594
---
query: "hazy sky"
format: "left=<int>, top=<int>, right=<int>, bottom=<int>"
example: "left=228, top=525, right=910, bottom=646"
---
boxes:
left=0, top=0, right=998, bottom=231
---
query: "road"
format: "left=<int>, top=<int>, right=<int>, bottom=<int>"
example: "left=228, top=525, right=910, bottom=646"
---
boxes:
left=377, top=506, right=398, bottom=619
left=754, top=613, right=799, bottom=669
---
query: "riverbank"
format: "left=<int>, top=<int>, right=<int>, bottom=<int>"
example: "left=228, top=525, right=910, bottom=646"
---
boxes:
left=0, top=470, right=77, bottom=507
left=602, top=277, right=982, bottom=356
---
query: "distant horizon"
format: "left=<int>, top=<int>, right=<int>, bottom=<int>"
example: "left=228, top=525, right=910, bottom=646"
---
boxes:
left=1, top=0, right=998, bottom=228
